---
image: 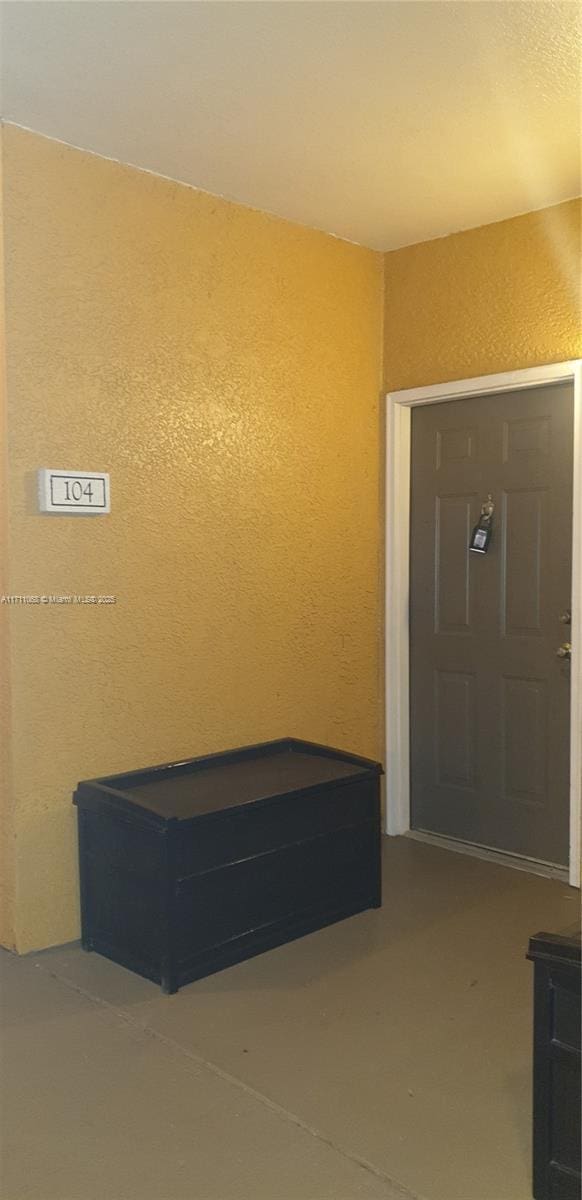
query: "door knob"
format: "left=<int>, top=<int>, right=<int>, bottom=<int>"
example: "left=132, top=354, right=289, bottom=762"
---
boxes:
left=556, top=643, right=572, bottom=660
left=559, top=609, right=571, bottom=625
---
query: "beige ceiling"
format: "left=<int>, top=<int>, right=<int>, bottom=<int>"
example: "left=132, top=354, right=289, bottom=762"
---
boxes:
left=1, top=1, right=580, bottom=251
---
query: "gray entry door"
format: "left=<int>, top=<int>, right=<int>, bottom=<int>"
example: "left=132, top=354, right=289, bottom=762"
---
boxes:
left=409, top=382, right=573, bottom=866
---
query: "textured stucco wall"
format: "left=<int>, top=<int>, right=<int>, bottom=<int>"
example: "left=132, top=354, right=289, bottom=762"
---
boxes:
left=384, top=199, right=581, bottom=390
left=2, top=125, right=383, bottom=952
left=3, top=122, right=580, bottom=953
left=0, top=127, right=16, bottom=949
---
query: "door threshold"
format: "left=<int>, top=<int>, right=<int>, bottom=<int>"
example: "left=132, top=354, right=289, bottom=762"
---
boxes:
left=404, top=829, right=570, bottom=883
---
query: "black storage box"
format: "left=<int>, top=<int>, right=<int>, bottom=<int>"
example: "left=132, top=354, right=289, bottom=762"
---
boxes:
left=74, top=738, right=383, bottom=993
left=527, top=931, right=581, bottom=1200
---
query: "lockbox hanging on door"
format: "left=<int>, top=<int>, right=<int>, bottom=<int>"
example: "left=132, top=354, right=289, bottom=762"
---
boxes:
left=469, top=494, right=494, bottom=554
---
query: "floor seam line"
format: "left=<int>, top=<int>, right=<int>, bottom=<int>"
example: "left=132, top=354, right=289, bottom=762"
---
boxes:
left=34, top=959, right=426, bottom=1200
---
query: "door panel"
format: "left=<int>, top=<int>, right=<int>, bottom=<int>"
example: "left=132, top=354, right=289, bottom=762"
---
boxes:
left=435, top=495, right=473, bottom=632
left=502, top=489, right=545, bottom=635
left=501, top=675, right=547, bottom=804
left=434, top=670, right=477, bottom=789
left=410, top=383, right=573, bottom=865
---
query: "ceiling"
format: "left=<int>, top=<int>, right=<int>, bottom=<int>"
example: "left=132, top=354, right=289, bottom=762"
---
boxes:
left=1, top=1, right=580, bottom=251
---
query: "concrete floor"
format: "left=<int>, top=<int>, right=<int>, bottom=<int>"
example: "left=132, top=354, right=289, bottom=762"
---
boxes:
left=1, top=837, right=579, bottom=1200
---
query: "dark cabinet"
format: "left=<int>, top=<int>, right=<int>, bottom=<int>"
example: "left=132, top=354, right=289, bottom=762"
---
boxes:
left=527, top=931, right=581, bottom=1200
left=74, top=738, right=382, bottom=992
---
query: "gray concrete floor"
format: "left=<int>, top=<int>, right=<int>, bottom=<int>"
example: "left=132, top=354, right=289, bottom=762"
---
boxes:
left=1, top=836, right=579, bottom=1200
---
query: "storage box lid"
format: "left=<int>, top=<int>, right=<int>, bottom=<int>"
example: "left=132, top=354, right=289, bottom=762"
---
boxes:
left=527, top=929, right=581, bottom=970
left=74, top=737, right=382, bottom=824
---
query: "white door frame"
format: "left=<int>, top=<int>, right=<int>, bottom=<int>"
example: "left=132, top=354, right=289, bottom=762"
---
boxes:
left=385, top=360, right=582, bottom=888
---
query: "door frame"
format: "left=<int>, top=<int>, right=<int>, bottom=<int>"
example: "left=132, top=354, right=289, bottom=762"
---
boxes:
left=385, top=360, right=582, bottom=887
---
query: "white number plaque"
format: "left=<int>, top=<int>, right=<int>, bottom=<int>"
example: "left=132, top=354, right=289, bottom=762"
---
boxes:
left=38, top=469, right=110, bottom=515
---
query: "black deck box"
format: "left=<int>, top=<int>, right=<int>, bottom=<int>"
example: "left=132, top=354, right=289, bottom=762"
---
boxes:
left=527, top=931, right=581, bottom=1200
left=74, top=738, right=383, bottom=992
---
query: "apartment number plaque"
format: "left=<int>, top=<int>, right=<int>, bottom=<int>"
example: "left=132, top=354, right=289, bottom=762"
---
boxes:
left=38, top=469, right=110, bottom=515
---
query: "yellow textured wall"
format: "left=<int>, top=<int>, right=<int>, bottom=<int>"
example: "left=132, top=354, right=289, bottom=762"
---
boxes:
left=384, top=199, right=581, bottom=390
left=3, top=123, right=579, bottom=953
left=0, top=127, right=16, bottom=949
left=2, top=125, right=383, bottom=952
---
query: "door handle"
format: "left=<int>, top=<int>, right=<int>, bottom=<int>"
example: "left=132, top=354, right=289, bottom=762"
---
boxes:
left=556, top=643, right=572, bottom=660
left=559, top=609, right=571, bottom=625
